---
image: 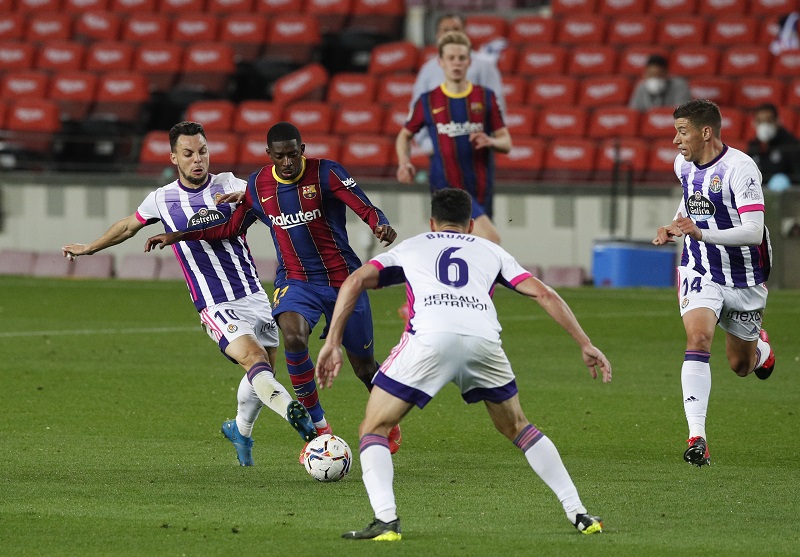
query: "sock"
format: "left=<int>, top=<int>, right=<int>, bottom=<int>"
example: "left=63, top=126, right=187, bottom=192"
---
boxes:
left=682, top=351, right=711, bottom=440
left=359, top=434, right=397, bottom=523
left=235, top=374, right=262, bottom=438
left=514, top=424, right=586, bottom=524
left=285, top=349, right=325, bottom=424
left=247, top=362, right=294, bottom=420
left=754, top=335, right=771, bottom=369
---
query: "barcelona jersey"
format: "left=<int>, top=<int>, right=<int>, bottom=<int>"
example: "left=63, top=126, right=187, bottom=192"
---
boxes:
left=404, top=82, right=505, bottom=217
left=182, top=157, right=389, bottom=288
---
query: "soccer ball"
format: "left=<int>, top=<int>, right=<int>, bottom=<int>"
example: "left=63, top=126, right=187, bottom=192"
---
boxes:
left=303, top=434, right=352, bottom=482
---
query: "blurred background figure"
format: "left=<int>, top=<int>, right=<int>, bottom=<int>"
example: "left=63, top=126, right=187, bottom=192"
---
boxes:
left=628, top=54, right=691, bottom=113
left=746, top=103, right=800, bottom=192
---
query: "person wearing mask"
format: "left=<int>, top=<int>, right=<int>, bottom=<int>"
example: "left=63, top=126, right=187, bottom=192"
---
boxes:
left=746, top=103, right=800, bottom=191
left=628, top=54, right=691, bottom=113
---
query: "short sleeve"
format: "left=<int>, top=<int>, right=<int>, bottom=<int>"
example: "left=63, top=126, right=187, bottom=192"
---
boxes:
left=135, top=190, right=160, bottom=225
left=729, top=157, right=765, bottom=214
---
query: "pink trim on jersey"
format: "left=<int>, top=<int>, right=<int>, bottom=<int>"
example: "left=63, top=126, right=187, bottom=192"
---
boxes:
left=134, top=211, right=148, bottom=224
left=381, top=332, right=410, bottom=373
left=738, top=203, right=764, bottom=214
left=200, top=308, right=224, bottom=341
left=509, top=272, right=533, bottom=287
left=172, top=244, right=198, bottom=301
left=368, top=260, right=385, bottom=270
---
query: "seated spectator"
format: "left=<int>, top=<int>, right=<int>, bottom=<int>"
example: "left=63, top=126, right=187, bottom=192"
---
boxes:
left=746, top=103, right=800, bottom=191
left=628, top=54, right=691, bottom=113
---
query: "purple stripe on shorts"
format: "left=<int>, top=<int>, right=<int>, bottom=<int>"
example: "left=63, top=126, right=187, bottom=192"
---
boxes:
left=513, top=424, right=544, bottom=452
left=373, top=372, right=431, bottom=408
left=684, top=350, right=711, bottom=363
left=462, top=379, right=518, bottom=404
left=360, top=434, right=389, bottom=453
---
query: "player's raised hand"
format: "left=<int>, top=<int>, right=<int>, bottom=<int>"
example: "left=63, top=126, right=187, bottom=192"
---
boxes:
left=316, top=342, right=343, bottom=389
left=374, top=225, right=397, bottom=246
left=144, top=231, right=183, bottom=252
left=396, top=161, right=416, bottom=184
left=62, top=244, right=88, bottom=261
left=215, top=191, right=244, bottom=205
left=581, top=344, right=612, bottom=383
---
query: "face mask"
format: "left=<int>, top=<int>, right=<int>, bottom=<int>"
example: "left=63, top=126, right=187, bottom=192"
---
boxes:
left=756, top=122, right=777, bottom=143
left=644, top=77, right=667, bottom=95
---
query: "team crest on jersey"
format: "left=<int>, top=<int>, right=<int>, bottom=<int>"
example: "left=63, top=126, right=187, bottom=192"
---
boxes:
left=686, top=191, right=715, bottom=221
left=227, top=324, right=238, bottom=333
left=470, top=101, right=483, bottom=113
left=187, top=207, right=225, bottom=229
left=709, top=175, right=722, bottom=193
left=682, top=297, right=690, bottom=308
left=302, top=184, right=317, bottom=199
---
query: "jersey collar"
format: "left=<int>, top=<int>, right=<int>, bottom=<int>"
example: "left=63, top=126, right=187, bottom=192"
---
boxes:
left=272, top=156, right=307, bottom=184
left=177, top=173, right=212, bottom=192
left=440, top=81, right=473, bottom=99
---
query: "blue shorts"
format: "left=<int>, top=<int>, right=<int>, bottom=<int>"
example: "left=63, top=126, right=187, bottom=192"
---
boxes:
left=271, top=279, right=375, bottom=358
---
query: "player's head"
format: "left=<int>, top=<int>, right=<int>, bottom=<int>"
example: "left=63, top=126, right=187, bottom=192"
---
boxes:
left=752, top=103, right=780, bottom=143
left=169, top=121, right=209, bottom=187
left=434, top=13, right=465, bottom=42
left=266, top=121, right=305, bottom=182
left=430, top=189, right=474, bottom=233
left=672, top=99, right=723, bottom=164
left=438, top=31, right=471, bottom=83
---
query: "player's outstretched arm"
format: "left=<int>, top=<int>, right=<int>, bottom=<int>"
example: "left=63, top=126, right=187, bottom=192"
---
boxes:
left=144, top=231, right=184, bottom=252
left=63, top=214, right=145, bottom=260
left=395, top=128, right=417, bottom=184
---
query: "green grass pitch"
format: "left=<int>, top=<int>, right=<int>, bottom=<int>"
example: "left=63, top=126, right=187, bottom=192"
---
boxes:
left=1, top=276, right=798, bottom=556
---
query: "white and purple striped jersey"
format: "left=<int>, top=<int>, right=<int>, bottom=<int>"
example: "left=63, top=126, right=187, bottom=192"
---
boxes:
left=674, top=145, right=772, bottom=288
left=368, top=231, right=532, bottom=341
left=136, top=172, right=264, bottom=311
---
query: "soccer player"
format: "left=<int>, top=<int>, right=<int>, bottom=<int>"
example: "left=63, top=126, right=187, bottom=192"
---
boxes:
left=396, top=31, right=511, bottom=246
left=652, top=99, right=776, bottom=468
left=62, top=121, right=316, bottom=467
left=144, top=121, right=402, bottom=461
left=316, top=188, right=612, bottom=541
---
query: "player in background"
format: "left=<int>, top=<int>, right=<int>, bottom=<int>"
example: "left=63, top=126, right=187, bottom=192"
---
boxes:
left=145, top=121, right=402, bottom=462
left=396, top=31, right=511, bottom=246
left=652, top=100, right=775, bottom=468
left=62, top=121, right=316, bottom=467
left=316, top=189, right=611, bottom=541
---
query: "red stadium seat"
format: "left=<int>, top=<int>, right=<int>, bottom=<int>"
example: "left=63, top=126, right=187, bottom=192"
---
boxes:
left=536, top=107, right=588, bottom=138
left=339, top=134, right=392, bottom=178
left=720, top=47, right=771, bottom=77
left=707, top=17, right=758, bottom=47
left=381, top=102, right=408, bottom=136
left=596, top=137, right=648, bottom=177
left=177, top=42, right=235, bottom=95
left=526, top=76, right=578, bottom=107
left=133, top=43, right=182, bottom=93
left=25, top=14, right=73, bottom=44
left=347, top=0, right=405, bottom=38
left=138, top=130, right=171, bottom=174
left=302, top=134, right=342, bottom=162
left=640, top=107, right=677, bottom=139
left=689, top=76, right=734, bottom=106
left=304, top=0, right=352, bottom=36
left=74, top=11, right=122, bottom=43
left=35, top=41, right=85, bottom=74
left=550, top=0, right=596, bottom=17
left=508, top=16, right=556, bottom=46
left=733, top=78, right=785, bottom=110
left=0, top=15, right=24, bottom=41
left=0, top=101, right=6, bottom=128
left=122, top=14, right=170, bottom=43
left=645, top=141, right=679, bottom=182
left=464, top=15, right=507, bottom=50
left=368, top=41, right=419, bottom=76
left=84, top=41, right=134, bottom=73
left=587, top=106, right=641, bottom=139
left=91, top=71, right=150, bottom=123
left=748, top=0, right=797, bottom=16
left=502, top=104, right=537, bottom=137
left=0, top=43, right=36, bottom=79
left=237, top=133, right=268, bottom=173
left=542, top=138, right=597, bottom=182
left=648, top=0, right=696, bottom=15
left=618, top=46, right=669, bottom=77
left=185, top=100, right=236, bottom=132
left=720, top=107, right=746, bottom=140
left=219, top=15, right=268, bottom=63
left=607, top=17, right=656, bottom=46
left=232, top=100, right=282, bottom=134
left=1, top=71, right=48, bottom=100
left=671, top=47, right=720, bottom=78
left=48, top=71, right=98, bottom=120
left=15, top=0, right=61, bottom=11
left=417, top=45, right=437, bottom=70
left=779, top=109, right=798, bottom=136
left=171, top=15, right=220, bottom=44
left=501, top=75, right=528, bottom=106
left=657, top=17, right=707, bottom=47
left=207, top=0, right=253, bottom=12
left=63, top=0, right=109, bottom=11
left=496, top=46, right=517, bottom=75
left=5, top=98, right=61, bottom=155
left=327, top=73, right=377, bottom=105
left=698, top=0, right=747, bottom=15
left=158, top=0, right=204, bottom=12
left=110, top=0, right=157, bottom=13
left=333, top=102, right=384, bottom=135
left=557, top=16, right=607, bottom=46
left=205, top=132, right=239, bottom=167
left=495, top=137, right=545, bottom=181
left=597, top=0, right=646, bottom=16
left=282, top=101, right=332, bottom=134
left=376, top=73, right=415, bottom=106
left=567, top=46, right=617, bottom=76
left=271, top=63, right=329, bottom=105
left=516, top=45, right=567, bottom=77
left=578, top=76, right=632, bottom=107
left=772, top=50, right=800, bottom=79
left=262, top=15, right=321, bottom=65
left=786, top=79, right=800, bottom=109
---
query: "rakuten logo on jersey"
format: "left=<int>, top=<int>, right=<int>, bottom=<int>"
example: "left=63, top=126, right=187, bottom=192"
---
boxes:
left=436, top=121, right=484, bottom=137
left=269, top=208, right=322, bottom=229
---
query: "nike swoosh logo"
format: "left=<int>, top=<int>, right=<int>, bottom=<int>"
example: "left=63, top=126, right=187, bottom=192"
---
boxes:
left=432, top=107, right=445, bottom=114
left=363, top=340, right=373, bottom=349
left=261, top=196, right=274, bottom=202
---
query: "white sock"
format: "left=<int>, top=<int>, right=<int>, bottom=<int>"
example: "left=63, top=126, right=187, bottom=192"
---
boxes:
left=313, top=418, right=329, bottom=431
left=360, top=435, right=397, bottom=523
left=682, top=352, right=711, bottom=440
left=250, top=368, right=294, bottom=420
left=522, top=434, right=586, bottom=523
left=754, top=335, right=771, bottom=369
left=235, top=374, right=262, bottom=438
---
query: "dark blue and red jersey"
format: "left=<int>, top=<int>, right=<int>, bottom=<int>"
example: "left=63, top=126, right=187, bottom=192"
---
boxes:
left=182, top=157, right=389, bottom=288
left=404, top=82, right=505, bottom=217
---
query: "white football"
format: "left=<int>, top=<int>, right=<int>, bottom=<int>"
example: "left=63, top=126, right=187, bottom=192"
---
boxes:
left=303, top=434, right=352, bottom=482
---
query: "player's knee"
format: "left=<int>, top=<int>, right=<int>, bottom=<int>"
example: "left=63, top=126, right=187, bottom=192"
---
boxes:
left=281, top=330, right=309, bottom=352
left=685, top=330, right=713, bottom=351
left=730, top=358, right=751, bottom=377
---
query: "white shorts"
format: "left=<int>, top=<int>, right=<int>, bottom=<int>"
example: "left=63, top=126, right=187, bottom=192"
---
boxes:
left=374, top=332, right=518, bottom=408
left=677, top=267, right=767, bottom=341
left=199, top=290, right=279, bottom=354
